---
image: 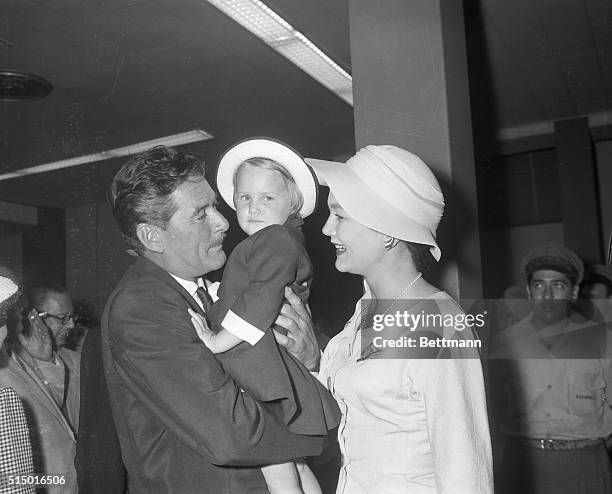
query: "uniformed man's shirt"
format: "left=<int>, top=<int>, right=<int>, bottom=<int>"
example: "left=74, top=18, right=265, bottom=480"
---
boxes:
left=491, top=312, right=612, bottom=440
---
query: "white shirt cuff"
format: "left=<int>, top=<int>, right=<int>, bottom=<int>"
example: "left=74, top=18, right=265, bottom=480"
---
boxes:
left=221, top=310, right=266, bottom=346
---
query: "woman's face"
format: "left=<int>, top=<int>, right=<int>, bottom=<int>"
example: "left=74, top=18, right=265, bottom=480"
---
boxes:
left=322, top=192, right=384, bottom=277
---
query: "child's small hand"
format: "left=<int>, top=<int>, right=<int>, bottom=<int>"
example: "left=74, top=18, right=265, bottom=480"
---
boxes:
left=188, top=308, right=214, bottom=346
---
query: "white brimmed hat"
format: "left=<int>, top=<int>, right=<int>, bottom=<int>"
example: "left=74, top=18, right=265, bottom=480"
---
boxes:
left=216, top=138, right=318, bottom=218
left=306, top=145, right=445, bottom=261
left=0, top=274, right=19, bottom=326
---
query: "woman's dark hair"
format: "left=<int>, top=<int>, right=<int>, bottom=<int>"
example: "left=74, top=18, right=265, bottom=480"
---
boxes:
left=109, top=145, right=207, bottom=253
left=405, top=241, right=435, bottom=273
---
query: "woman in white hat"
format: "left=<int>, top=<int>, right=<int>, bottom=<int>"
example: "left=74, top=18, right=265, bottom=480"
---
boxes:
left=306, top=145, right=493, bottom=493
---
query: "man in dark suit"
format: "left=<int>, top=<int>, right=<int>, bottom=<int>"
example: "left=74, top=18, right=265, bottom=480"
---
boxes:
left=102, top=145, right=324, bottom=493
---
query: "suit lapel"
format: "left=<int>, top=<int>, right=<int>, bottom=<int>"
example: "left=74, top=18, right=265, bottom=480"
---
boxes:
left=133, top=256, right=207, bottom=318
left=10, top=354, right=76, bottom=441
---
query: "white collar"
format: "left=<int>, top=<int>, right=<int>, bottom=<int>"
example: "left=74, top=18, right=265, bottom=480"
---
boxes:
left=169, top=274, right=205, bottom=296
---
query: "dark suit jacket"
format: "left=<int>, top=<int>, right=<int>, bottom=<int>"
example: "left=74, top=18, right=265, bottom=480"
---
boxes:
left=101, top=256, right=324, bottom=493
left=75, top=327, right=127, bottom=493
left=209, top=216, right=312, bottom=335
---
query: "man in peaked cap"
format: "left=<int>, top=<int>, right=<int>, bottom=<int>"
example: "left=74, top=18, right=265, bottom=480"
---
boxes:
left=519, top=242, right=584, bottom=332
left=491, top=242, right=612, bottom=494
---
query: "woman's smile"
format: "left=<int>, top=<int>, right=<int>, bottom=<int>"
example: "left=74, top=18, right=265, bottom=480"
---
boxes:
left=333, top=242, right=346, bottom=255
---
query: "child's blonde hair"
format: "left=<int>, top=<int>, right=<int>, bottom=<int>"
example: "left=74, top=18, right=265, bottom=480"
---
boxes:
left=232, top=157, right=304, bottom=215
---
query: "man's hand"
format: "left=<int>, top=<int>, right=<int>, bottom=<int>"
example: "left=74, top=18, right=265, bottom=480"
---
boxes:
left=19, top=309, right=53, bottom=361
left=273, top=287, right=320, bottom=371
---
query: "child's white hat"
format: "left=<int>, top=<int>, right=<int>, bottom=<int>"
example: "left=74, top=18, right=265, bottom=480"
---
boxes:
left=216, top=138, right=318, bottom=218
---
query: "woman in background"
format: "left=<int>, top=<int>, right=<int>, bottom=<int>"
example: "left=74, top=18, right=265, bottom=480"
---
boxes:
left=0, top=273, right=35, bottom=493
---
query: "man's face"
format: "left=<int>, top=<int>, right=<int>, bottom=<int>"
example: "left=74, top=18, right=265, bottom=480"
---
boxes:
left=581, top=282, right=610, bottom=300
left=527, top=269, right=577, bottom=326
left=157, top=178, right=229, bottom=280
left=38, top=292, right=75, bottom=348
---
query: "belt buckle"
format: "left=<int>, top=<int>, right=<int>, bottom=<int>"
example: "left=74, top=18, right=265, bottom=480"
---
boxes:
left=540, top=439, right=571, bottom=450
left=539, top=439, right=556, bottom=450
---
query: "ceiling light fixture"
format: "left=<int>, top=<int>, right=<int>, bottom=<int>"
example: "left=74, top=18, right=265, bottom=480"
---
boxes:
left=0, top=129, right=214, bottom=181
left=206, top=0, right=353, bottom=105
left=0, top=70, right=52, bottom=101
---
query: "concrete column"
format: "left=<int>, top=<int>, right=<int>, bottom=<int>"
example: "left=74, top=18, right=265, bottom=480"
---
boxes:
left=349, top=0, right=482, bottom=299
left=595, top=141, right=612, bottom=261
left=554, top=117, right=602, bottom=264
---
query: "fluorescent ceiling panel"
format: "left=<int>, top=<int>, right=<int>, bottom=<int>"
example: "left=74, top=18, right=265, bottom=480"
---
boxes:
left=0, top=129, right=213, bottom=181
left=207, top=0, right=353, bottom=105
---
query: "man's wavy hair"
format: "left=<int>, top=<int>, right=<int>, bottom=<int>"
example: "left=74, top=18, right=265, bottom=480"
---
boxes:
left=109, top=145, right=207, bottom=253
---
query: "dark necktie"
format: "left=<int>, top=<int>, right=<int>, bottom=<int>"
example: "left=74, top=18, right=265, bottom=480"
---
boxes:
left=195, top=285, right=213, bottom=314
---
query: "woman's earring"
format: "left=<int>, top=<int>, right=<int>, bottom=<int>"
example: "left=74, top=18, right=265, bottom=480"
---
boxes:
left=384, top=236, right=396, bottom=250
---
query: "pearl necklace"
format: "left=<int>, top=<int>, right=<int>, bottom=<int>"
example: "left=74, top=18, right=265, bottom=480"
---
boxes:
left=356, top=272, right=423, bottom=361
left=379, top=272, right=423, bottom=316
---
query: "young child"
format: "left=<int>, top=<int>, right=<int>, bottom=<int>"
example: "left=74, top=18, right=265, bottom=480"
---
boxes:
left=189, top=138, right=339, bottom=494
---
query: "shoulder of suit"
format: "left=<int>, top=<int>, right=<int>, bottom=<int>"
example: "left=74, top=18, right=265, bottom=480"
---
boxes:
left=246, top=224, right=303, bottom=251
left=110, top=265, right=178, bottom=305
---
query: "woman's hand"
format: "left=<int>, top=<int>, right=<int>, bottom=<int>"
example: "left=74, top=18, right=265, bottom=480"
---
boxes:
left=273, top=287, right=320, bottom=371
left=188, top=308, right=215, bottom=348
left=18, top=309, right=53, bottom=361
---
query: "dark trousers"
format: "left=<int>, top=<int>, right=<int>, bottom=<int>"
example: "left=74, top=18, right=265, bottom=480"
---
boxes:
left=497, top=437, right=611, bottom=494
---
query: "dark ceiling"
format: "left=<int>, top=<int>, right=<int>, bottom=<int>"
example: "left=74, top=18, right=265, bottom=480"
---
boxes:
left=464, top=0, right=611, bottom=150
left=0, top=0, right=610, bottom=209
